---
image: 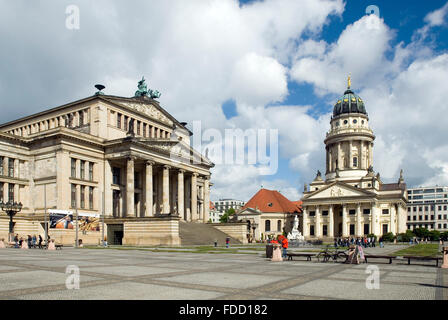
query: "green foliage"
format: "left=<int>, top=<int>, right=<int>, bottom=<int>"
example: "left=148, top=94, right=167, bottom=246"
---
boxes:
left=414, top=227, right=430, bottom=238
left=397, top=230, right=415, bottom=242
left=381, top=232, right=395, bottom=242
left=441, top=232, right=448, bottom=241
left=367, top=233, right=377, bottom=241
left=429, top=230, right=441, bottom=241
left=219, top=208, right=235, bottom=223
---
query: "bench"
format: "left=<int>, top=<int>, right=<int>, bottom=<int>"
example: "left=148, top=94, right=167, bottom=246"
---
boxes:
left=364, top=254, right=396, bottom=264
left=403, top=255, right=442, bottom=267
left=55, top=244, right=63, bottom=250
left=287, top=252, right=315, bottom=261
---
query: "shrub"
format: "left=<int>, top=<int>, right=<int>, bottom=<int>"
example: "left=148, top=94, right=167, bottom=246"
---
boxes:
left=381, top=232, right=395, bottom=242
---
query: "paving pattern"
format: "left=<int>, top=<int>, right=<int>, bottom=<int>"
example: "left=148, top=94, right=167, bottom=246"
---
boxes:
left=0, top=246, right=446, bottom=300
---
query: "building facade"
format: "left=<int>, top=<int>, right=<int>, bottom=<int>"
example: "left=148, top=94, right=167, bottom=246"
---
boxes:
left=407, top=186, right=448, bottom=232
left=233, top=189, right=301, bottom=242
left=214, top=199, right=245, bottom=213
left=301, top=79, right=407, bottom=239
left=0, top=78, right=213, bottom=245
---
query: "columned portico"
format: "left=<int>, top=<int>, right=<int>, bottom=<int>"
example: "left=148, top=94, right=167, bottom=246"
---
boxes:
left=162, top=165, right=170, bottom=214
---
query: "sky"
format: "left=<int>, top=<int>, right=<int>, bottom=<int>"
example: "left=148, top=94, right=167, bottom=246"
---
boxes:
left=1, top=0, right=448, bottom=202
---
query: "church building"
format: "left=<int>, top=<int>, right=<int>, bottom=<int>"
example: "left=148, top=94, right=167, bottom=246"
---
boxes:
left=0, top=78, right=213, bottom=245
left=301, top=78, right=407, bottom=240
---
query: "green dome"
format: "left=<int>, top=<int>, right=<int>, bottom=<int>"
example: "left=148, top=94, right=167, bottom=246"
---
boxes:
left=333, top=88, right=367, bottom=117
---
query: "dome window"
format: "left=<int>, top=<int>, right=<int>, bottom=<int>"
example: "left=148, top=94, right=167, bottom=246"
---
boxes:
left=353, top=119, right=358, bottom=124
left=344, top=120, right=348, bottom=124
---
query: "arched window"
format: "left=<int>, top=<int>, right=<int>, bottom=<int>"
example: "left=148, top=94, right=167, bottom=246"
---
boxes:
left=277, top=220, right=282, bottom=232
left=265, top=220, right=271, bottom=232
left=353, top=157, right=358, bottom=168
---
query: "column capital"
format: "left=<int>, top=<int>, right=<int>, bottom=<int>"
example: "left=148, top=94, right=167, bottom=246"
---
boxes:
left=191, top=172, right=199, bottom=178
left=177, top=168, right=186, bottom=174
left=163, top=165, right=171, bottom=170
left=145, top=160, right=156, bottom=166
left=126, top=156, right=137, bottom=162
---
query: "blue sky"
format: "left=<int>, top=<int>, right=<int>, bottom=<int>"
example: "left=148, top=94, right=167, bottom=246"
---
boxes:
left=1, top=0, right=448, bottom=202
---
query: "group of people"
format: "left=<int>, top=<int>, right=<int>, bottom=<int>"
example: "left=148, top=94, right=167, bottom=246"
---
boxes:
left=13, top=234, right=46, bottom=249
left=334, top=236, right=382, bottom=248
left=269, top=235, right=289, bottom=259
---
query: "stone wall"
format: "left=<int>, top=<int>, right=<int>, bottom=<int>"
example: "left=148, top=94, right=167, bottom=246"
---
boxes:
left=122, top=217, right=181, bottom=246
left=210, top=223, right=248, bottom=244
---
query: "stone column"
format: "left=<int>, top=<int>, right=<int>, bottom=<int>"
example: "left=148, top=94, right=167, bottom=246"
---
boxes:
left=162, top=165, right=170, bottom=214
left=371, top=203, right=378, bottom=235
left=191, top=173, right=198, bottom=221
left=126, top=157, right=135, bottom=217
left=145, top=161, right=154, bottom=217
left=356, top=203, right=363, bottom=236
left=204, top=177, right=210, bottom=223
left=390, top=204, right=396, bottom=235
left=185, top=175, right=191, bottom=221
left=302, top=206, right=309, bottom=237
left=329, top=205, right=334, bottom=238
left=349, top=141, right=353, bottom=169
left=359, top=141, right=364, bottom=170
left=342, top=204, right=348, bottom=237
left=337, top=142, right=342, bottom=170
left=177, top=169, right=185, bottom=218
left=368, top=142, right=373, bottom=169
left=315, top=206, right=321, bottom=238
left=3, top=182, right=8, bottom=202
left=328, top=148, right=333, bottom=172
left=14, top=159, right=19, bottom=178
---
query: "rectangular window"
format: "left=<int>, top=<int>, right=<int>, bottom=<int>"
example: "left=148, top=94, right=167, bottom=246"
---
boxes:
left=89, top=162, right=94, bottom=181
left=382, top=224, right=388, bottom=234
left=310, top=225, right=315, bottom=236
left=322, top=210, right=329, bottom=216
left=349, top=209, right=356, bottom=215
left=350, top=224, right=355, bottom=235
left=79, top=111, right=84, bottom=126
left=0, top=156, right=3, bottom=175
left=309, top=211, right=316, bottom=217
left=363, top=209, right=371, bottom=215
left=89, top=187, right=94, bottom=209
left=124, top=116, right=128, bottom=131
left=113, top=190, right=120, bottom=217
left=439, top=206, right=442, bottom=211
left=112, top=168, right=121, bottom=185
left=413, top=216, right=417, bottom=221
left=323, top=225, right=328, bottom=236
left=80, top=161, right=85, bottom=180
left=0, top=183, right=3, bottom=202
left=80, top=186, right=85, bottom=209
left=71, top=158, right=76, bottom=178
left=419, top=206, right=423, bottom=212
left=8, top=158, right=14, bottom=177
left=71, top=184, right=76, bottom=208
left=8, top=184, right=14, bottom=202
left=137, top=121, right=141, bottom=135
left=382, top=209, right=389, bottom=215
left=364, top=224, right=370, bottom=235
left=117, top=113, right=122, bottom=129
left=439, top=215, right=442, bottom=220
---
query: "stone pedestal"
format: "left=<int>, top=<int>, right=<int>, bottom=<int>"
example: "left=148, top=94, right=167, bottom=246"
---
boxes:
left=271, top=244, right=283, bottom=262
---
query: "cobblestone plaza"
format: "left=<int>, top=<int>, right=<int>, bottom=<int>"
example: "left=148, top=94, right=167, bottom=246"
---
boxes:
left=0, top=246, right=446, bottom=300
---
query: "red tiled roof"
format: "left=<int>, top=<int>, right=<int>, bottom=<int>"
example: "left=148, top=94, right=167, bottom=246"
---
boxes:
left=242, top=189, right=301, bottom=213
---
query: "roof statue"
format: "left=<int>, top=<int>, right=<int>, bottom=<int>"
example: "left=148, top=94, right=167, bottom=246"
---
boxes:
left=134, top=76, right=162, bottom=99
left=398, top=169, right=405, bottom=184
left=347, top=73, right=351, bottom=89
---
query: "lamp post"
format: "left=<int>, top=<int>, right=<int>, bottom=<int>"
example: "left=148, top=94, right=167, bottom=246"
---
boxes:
left=0, top=201, right=23, bottom=242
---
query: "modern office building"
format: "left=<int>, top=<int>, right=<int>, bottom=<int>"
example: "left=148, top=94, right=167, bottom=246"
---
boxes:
left=406, top=186, right=448, bottom=231
left=214, top=199, right=245, bottom=213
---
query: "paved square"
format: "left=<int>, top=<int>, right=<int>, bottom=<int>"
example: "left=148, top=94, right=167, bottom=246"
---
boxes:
left=0, top=247, right=446, bottom=300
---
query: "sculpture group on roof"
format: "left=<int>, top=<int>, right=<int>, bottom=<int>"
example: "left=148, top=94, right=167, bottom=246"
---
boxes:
left=135, top=76, right=161, bottom=99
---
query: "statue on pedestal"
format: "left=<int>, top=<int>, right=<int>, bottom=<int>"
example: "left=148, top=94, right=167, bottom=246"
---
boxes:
left=287, top=215, right=305, bottom=242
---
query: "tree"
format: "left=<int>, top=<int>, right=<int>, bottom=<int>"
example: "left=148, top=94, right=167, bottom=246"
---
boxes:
left=382, top=232, right=395, bottom=242
left=414, top=227, right=430, bottom=239
left=429, top=230, right=441, bottom=241
left=397, top=230, right=414, bottom=243
left=220, top=208, right=235, bottom=223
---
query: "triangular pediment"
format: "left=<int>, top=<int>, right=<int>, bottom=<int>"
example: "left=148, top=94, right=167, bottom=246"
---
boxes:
left=103, top=97, right=174, bottom=127
left=303, top=182, right=375, bottom=200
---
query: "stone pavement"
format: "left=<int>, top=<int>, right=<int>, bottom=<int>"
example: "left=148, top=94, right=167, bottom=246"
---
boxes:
left=0, top=247, right=446, bottom=300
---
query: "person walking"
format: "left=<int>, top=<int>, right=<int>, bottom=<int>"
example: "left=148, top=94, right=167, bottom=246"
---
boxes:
left=379, top=236, right=384, bottom=248
left=38, top=235, right=43, bottom=249
left=225, top=237, right=230, bottom=248
left=32, top=235, right=37, bottom=248
left=14, top=234, right=19, bottom=248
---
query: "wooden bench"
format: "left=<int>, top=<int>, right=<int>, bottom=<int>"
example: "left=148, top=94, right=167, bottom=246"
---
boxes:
left=403, top=255, right=442, bottom=267
left=287, top=252, right=315, bottom=261
left=364, top=254, right=396, bottom=264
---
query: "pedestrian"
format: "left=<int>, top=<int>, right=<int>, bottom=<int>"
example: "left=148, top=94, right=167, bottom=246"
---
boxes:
left=225, top=237, right=230, bottom=248
left=38, top=235, right=43, bottom=249
left=334, top=238, right=338, bottom=248
left=281, top=236, right=288, bottom=259
left=32, top=235, right=37, bottom=248
left=379, top=236, right=383, bottom=248
left=14, top=234, right=19, bottom=248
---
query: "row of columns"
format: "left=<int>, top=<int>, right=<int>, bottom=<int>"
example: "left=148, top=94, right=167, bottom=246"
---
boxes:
left=123, top=157, right=209, bottom=221
left=327, top=141, right=373, bottom=172
left=302, top=203, right=393, bottom=238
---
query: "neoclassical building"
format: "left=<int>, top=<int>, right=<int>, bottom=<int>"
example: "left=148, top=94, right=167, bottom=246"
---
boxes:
left=301, top=79, right=407, bottom=239
left=0, top=78, right=213, bottom=245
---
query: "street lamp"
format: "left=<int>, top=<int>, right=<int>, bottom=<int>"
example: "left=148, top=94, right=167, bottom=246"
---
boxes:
left=0, top=201, right=23, bottom=242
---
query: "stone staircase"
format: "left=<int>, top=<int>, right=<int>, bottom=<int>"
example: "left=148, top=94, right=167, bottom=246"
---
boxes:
left=179, top=222, right=242, bottom=246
